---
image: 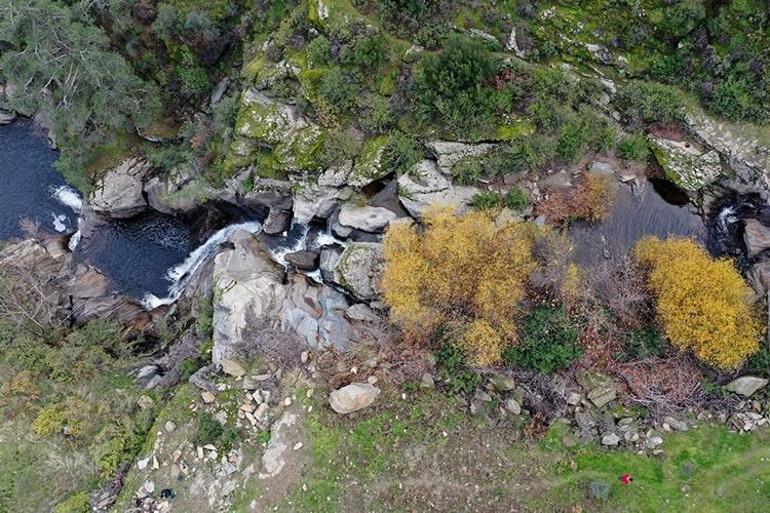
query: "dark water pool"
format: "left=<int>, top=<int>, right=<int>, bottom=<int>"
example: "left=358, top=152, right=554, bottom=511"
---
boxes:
left=0, top=120, right=80, bottom=239
left=571, top=178, right=706, bottom=263
left=74, top=213, right=194, bottom=300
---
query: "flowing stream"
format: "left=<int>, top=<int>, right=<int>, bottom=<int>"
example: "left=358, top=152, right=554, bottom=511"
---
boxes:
left=3, top=119, right=760, bottom=308
left=0, top=120, right=80, bottom=238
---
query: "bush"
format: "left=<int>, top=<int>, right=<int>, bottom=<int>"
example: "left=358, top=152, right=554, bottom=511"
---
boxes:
left=318, top=68, right=359, bottom=118
left=458, top=320, right=503, bottom=367
left=617, top=133, right=650, bottom=161
left=411, top=33, right=501, bottom=135
left=617, top=327, right=667, bottom=362
left=306, top=35, right=331, bottom=67
left=435, top=342, right=481, bottom=394
left=633, top=237, right=760, bottom=369
left=383, top=208, right=539, bottom=365
left=194, top=412, right=224, bottom=446
left=383, top=131, right=424, bottom=175
left=470, top=191, right=504, bottom=210
left=505, top=186, right=530, bottom=210
left=616, top=81, right=686, bottom=127
left=503, top=306, right=582, bottom=373
left=535, top=173, right=616, bottom=223
left=53, top=492, right=91, bottom=513
left=452, top=157, right=484, bottom=185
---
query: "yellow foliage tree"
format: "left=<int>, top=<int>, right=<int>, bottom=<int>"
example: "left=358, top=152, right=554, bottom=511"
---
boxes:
left=633, top=236, right=760, bottom=369
left=382, top=207, right=539, bottom=365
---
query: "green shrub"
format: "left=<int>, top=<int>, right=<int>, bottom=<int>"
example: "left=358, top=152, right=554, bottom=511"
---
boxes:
left=470, top=191, right=504, bottom=210
left=194, top=412, right=224, bottom=446
left=306, top=35, right=331, bottom=67
left=383, top=131, right=424, bottom=175
left=348, top=33, right=387, bottom=71
left=452, top=157, right=484, bottom=185
left=617, top=133, right=650, bottom=161
left=320, top=129, right=361, bottom=167
left=504, top=186, right=530, bottom=210
left=412, top=33, right=501, bottom=135
left=709, top=77, right=768, bottom=124
left=435, top=342, right=481, bottom=394
left=503, top=306, right=582, bottom=373
left=318, top=68, right=359, bottom=118
left=616, top=82, right=685, bottom=126
left=617, top=327, right=666, bottom=362
left=53, top=492, right=91, bottom=513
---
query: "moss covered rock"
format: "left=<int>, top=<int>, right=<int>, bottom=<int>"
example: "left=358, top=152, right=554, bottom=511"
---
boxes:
left=348, top=135, right=389, bottom=187
left=649, top=135, right=722, bottom=191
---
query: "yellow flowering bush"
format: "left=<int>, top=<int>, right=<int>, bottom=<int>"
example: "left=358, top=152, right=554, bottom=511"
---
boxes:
left=634, top=236, right=760, bottom=369
left=382, top=207, right=539, bottom=365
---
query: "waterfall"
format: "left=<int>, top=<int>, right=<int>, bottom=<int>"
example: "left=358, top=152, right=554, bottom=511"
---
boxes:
left=142, top=221, right=262, bottom=309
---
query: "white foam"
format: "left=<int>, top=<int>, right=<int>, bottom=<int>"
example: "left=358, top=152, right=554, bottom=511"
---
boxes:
left=51, top=185, right=83, bottom=212
left=269, top=223, right=311, bottom=267
left=142, top=221, right=262, bottom=310
left=51, top=213, right=68, bottom=232
left=68, top=230, right=82, bottom=251
left=314, top=231, right=347, bottom=249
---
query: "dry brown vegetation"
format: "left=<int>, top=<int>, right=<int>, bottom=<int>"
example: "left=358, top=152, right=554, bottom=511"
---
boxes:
left=535, top=173, right=617, bottom=224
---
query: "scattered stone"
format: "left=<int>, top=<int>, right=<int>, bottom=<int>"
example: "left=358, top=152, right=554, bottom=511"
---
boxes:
left=137, top=458, right=150, bottom=470
left=259, top=411, right=299, bottom=479
left=137, top=395, right=155, bottom=410
left=566, top=392, right=581, bottom=406
left=663, top=416, right=688, bottom=432
left=488, top=373, right=516, bottom=392
left=645, top=436, right=664, bottom=449
left=285, top=250, right=320, bottom=271
left=301, top=351, right=309, bottom=364
left=201, top=391, right=216, bottom=404
left=334, top=242, right=384, bottom=301
left=601, top=432, right=620, bottom=446
left=503, top=398, right=522, bottom=415
left=420, top=373, right=435, bottom=389
left=221, top=358, right=247, bottom=378
left=726, top=376, right=769, bottom=397
left=329, top=383, right=381, bottom=414
left=164, top=421, right=176, bottom=433
left=588, top=161, right=615, bottom=177
left=293, top=442, right=303, bottom=450
left=255, top=403, right=269, bottom=421
left=579, top=373, right=618, bottom=408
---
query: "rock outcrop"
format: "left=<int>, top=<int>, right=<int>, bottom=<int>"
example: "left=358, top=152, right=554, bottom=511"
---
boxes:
left=211, top=230, right=375, bottom=366
left=90, top=157, right=152, bottom=218
left=649, top=136, right=722, bottom=192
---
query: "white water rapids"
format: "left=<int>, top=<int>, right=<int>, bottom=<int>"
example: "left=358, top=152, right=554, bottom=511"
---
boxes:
left=142, top=221, right=263, bottom=309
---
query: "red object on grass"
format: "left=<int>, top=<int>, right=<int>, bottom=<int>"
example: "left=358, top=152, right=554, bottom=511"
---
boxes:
left=620, top=474, right=633, bottom=484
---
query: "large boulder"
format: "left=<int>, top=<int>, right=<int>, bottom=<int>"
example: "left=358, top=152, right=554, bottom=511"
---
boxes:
left=334, top=242, right=384, bottom=301
left=649, top=136, right=722, bottom=191
left=329, top=383, right=380, bottom=414
left=90, top=157, right=151, bottom=218
left=337, top=204, right=397, bottom=233
left=743, top=219, right=770, bottom=258
left=397, top=160, right=478, bottom=218
left=232, top=89, right=325, bottom=173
